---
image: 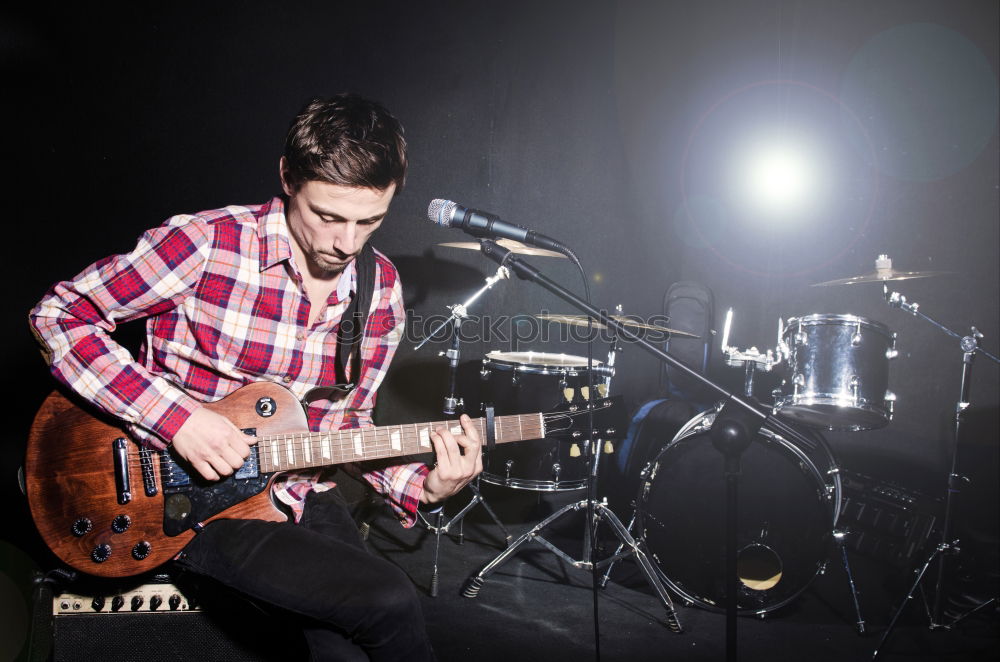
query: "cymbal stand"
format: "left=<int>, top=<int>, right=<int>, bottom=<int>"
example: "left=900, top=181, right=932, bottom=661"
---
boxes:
left=462, top=242, right=683, bottom=634
left=415, top=266, right=514, bottom=596
left=872, top=285, right=999, bottom=659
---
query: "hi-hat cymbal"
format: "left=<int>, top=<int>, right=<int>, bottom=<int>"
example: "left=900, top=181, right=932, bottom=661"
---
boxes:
left=536, top=313, right=699, bottom=338
left=437, top=239, right=567, bottom=258
left=812, top=255, right=950, bottom=286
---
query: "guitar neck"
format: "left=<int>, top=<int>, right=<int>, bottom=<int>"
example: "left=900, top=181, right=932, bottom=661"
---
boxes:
left=256, top=412, right=544, bottom=473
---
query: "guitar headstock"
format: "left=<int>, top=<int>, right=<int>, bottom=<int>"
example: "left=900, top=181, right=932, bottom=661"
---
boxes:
left=542, top=395, right=627, bottom=440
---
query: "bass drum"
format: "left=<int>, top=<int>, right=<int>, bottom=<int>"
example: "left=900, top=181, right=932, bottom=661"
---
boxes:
left=636, top=404, right=842, bottom=614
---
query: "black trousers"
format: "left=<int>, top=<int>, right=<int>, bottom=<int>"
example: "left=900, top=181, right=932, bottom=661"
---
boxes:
left=176, top=489, right=435, bottom=662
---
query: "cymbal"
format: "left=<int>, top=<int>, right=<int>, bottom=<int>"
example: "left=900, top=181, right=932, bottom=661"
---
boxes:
left=437, top=239, right=567, bottom=258
left=812, top=255, right=950, bottom=286
left=812, top=268, right=950, bottom=286
left=536, top=313, right=700, bottom=338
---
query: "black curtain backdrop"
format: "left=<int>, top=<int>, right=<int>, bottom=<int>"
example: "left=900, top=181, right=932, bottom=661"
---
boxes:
left=2, top=0, right=997, bottom=599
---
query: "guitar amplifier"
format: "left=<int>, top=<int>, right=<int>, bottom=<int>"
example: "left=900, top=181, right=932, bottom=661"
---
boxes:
left=838, top=469, right=942, bottom=567
left=31, top=575, right=304, bottom=662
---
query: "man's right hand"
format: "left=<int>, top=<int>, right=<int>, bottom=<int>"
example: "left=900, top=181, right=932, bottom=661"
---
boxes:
left=170, top=407, right=254, bottom=481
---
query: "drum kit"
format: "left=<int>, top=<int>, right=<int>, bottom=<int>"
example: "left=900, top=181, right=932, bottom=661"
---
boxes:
left=424, top=243, right=997, bottom=651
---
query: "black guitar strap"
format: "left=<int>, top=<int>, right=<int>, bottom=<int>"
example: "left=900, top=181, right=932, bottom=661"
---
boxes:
left=302, top=243, right=377, bottom=405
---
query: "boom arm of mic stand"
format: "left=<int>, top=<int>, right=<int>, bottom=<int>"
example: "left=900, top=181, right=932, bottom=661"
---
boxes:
left=479, top=241, right=811, bottom=444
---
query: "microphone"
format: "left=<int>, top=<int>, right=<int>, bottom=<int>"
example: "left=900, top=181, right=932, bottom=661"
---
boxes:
left=427, top=199, right=569, bottom=255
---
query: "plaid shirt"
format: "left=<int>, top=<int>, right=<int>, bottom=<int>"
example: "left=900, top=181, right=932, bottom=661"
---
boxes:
left=29, top=196, right=427, bottom=527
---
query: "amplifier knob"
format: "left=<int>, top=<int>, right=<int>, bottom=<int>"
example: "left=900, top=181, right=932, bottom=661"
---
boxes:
left=131, top=541, right=152, bottom=560
left=168, top=594, right=182, bottom=610
left=71, top=518, right=93, bottom=537
left=91, top=596, right=106, bottom=611
left=130, top=595, right=144, bottom=611
left=111, top=595, right=125, bottom=612
left=111, top=514, right=131, bottom=533
left=90, top=544, right=112, bottom=563
left=149, top=595, right=162, bottom=611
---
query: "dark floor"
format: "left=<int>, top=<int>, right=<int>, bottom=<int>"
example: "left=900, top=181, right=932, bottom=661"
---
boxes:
left=14, top=479, right=997, bottom=662
left=367, top=483, right=998, bottom=662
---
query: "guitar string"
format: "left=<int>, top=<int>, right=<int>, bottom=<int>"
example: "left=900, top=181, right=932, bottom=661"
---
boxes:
left=121, top=420, right=549, bottom=473
left=121, top=413, right=547, bottom=472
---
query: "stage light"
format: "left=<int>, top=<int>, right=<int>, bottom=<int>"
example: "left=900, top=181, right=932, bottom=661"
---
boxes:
left=732, top=133, right=827, bottom=222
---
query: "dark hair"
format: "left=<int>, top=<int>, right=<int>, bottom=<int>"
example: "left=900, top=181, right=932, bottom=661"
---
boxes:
left=283, top=93, right=407, bottom=191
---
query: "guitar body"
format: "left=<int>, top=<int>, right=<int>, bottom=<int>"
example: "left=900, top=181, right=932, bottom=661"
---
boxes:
left=25, top=382, right=307, bottom=578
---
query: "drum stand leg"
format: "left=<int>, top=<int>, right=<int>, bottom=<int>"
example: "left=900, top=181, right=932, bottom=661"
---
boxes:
left=833, top=530, right=867, bottom=635
left=419, top=479, right=512, bottom=597
left=461, top=497, right=683, bottom=632
left=597, top=507, right=636, bottom=589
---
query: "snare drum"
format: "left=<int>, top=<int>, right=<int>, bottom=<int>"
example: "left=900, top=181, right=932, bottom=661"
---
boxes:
left=476, top=351, right=602, bottom=491
left=775, top=314, right=897, bottom=431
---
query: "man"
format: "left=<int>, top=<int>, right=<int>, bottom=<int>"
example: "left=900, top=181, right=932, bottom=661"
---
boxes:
left=29, top=93, right=481, bottom=661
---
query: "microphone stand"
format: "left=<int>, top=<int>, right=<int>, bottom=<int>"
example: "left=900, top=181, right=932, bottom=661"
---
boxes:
left=414, top=266, right=514, bottom=596
left=872, top=285, right=999, bottom=660
left=463, top=242, right=824, bottom=655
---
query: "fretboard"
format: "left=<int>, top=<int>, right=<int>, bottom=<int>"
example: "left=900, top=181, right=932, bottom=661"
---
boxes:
left=256, top=412, right=545, bottom=473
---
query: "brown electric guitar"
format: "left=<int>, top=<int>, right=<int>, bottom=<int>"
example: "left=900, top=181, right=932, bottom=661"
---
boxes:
left=25, top=381, right=623, bottom=578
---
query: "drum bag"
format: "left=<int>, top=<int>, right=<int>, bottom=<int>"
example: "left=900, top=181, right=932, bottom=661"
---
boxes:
left=602, top=398, right=698, bottom=509
left=661, top=280, right=714, bottom=402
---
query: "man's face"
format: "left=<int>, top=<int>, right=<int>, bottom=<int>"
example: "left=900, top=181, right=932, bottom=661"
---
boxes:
left=282, top=172, right=396, bottom=279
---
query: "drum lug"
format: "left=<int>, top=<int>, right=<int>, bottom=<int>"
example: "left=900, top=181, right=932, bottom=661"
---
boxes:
left=552, top=463, right=562, bottom=482
left=504, top=459, right=514, bottom=483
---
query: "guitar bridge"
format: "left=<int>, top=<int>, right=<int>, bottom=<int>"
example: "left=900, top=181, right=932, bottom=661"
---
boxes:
left=139, top=447, right=157, bottom=497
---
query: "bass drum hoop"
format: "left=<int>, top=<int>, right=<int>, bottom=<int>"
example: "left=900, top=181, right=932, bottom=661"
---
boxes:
left=637, top=405, right=842, bottom=615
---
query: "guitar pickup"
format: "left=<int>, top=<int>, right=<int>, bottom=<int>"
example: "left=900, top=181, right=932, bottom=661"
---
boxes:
left=235, top=429, right=259, bottom=480
left=113, top=438, right=131, bottom=504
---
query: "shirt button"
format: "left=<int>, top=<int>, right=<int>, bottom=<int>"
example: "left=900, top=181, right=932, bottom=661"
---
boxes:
left=296, top=333, right=305, bottom=341
left=283, top=375, right=293, bottom=383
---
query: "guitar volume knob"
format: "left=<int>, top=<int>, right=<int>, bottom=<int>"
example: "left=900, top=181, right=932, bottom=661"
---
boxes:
left=132, top=541, right=152, bottom=560
left=90, top=544, right=112, bottom=563
left=111, top=514, right=131, bottom=533
left=71, top=518, right=93, bottom=537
